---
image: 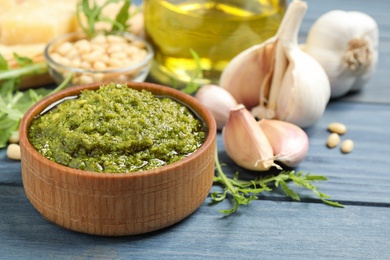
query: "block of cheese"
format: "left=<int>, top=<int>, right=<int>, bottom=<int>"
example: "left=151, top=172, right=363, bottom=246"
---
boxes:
left=0, top=43, right=45, bottom=66
left=0, top=0, right=17, bottom=15
left=0, top=1, right=78, bottom=45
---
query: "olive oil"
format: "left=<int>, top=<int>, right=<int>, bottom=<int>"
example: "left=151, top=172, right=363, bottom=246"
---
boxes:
left=144, top=0, right=286, bottom=87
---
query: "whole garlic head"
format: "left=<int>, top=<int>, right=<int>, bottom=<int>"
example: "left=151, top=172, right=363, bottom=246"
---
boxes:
left=220, top=0, right=330, bottom=128
left=303, top=10, right=379, bottom=98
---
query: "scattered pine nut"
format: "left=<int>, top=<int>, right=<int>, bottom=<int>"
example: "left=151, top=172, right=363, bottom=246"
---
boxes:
left=327, top=133, right=340, bottom=148
left=7, top=143, right=21, bottom=160
left=328, top=122, right=347, bottom=135
left=340, top=139, right=354, bottom=154
left=8, top=133, right=19, bottom=144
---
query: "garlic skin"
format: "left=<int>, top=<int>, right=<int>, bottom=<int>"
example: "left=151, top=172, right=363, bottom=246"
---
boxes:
left=270, top=48, right=330, bottom=128
left=220, top=0, right=330, bottom=128
left=258, top=119, right=309, bottom=167
left=222, top=104, right=277, bottom=171
left=303, top=10, right=379, bottom=98
left=219, top=43, right=275, bottom=109
left=195, top=84, right=238, bottom=130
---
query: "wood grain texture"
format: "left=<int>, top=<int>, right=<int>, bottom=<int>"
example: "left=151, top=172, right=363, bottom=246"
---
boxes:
left=1, top=0, right=390, bottom=258
left=1, top=188, right=389, bottom=260
left=18, top=82, right=216, bottom=236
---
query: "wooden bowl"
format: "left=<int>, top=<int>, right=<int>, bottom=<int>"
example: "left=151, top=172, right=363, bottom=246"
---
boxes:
left=19, top=82, right=216, bottom=236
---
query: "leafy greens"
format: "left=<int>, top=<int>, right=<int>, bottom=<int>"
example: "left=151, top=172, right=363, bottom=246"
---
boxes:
left=76, top=0, right=137, bottom=37
left=0, top=54, right=72, bottom=148
left=212, top=149, right=344, bottom=214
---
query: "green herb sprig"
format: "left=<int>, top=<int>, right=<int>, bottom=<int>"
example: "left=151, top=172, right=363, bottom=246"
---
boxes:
left=77, top=0, right=136, bottom=37
left=0, top=54, right=73, bottom=148
left=181, top=49, right=203, bottom=95
left=212, top=149, right=344, bottom=214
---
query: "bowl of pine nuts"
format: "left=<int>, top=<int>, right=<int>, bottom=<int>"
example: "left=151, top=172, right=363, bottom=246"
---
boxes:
left=44, top=31, right=153, bottom=85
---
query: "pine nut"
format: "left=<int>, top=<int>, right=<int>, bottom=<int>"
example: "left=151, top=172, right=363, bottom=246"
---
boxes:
left=125, top=45, right=138, bottom=56
left=91, top=73, right=104, bottom=82
left=50, top=53, right=63, bottom=63
left=7, top=143, right=21, bottom=160
left=121, top=58, right=134, bottom=66
left=132, top=40, right=146, bottom=49
left=90, top=34, right=106, bottom=44
left=327, top=133, right=340, bottom=148
left=79, top=74, right=94, bottom=84
left=70, top=58, right=81, bottom=68
left=107, top=44, right=124, bottom=54
left=328, top=122, right=347, bottom=135
left=80, top=61, right=91, bottom=70
left=65, top=48, right=79, bottom=60
left=49, top=33, right=149, bottom=84
left=110, top=52, right=128, bottom=59
left=8, top=133, right=19, bottom=144
left=60, top=57, right=70, bottom=66
left=57, top=42, right=73, bottom=56
left=83, top=50, right=104, bottom=63
left=107, top=58, right=122, bottom=68
left=74, top=39, right=91, bottom=53
left=341, top=139, right=354, bottom=154
left=90, top=44, right=105, bottom=53
left=106, top=35, right=127, bottom=43
left=93, top=61, right=107, bottom=71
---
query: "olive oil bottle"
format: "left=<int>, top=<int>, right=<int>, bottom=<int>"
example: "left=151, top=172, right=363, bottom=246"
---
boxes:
left=144, top=0, right=286, bottom=88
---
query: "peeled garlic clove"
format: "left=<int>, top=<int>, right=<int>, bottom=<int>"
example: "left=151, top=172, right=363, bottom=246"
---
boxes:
left=222, top=104, right=278, bottom=171
left=258, top=119, right=309, bottom=167
left=304, top=10, right=379, bottom=98
left=195, top=84, right=238, bottom=130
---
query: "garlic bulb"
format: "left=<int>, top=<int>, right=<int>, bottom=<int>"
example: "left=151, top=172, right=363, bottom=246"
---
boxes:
left=195, top=84, right=238, bottom=130
left=220, top=0, right=330, bottom=128
left=303, top=10, right=379, bottom=98
left=222, top=104, right=278, bottom=171
left=258, top=119, right=309, bottom=167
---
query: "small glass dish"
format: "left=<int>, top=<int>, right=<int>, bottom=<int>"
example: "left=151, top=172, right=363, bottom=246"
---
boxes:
left=44, top=31, right=154, bottom=85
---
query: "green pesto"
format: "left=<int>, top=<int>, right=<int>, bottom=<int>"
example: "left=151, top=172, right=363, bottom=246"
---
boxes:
left=28, top=83, right=206, bottom=173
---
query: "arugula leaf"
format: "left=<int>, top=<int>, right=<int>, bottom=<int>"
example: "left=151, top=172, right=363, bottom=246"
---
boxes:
left=181, top=49, right=203, bottom=95
left=0, top=62, right=47, bottom=81
left=111, top=0, right=132, bottom=32
left=13, top=53, right=33, bottom=67
left=77, top=0, right=133, bottom=37
left=0, top=53, right=73, bottom=148
left=0, top=55, right=8, bottom=70
left=212, top=149, right=344, bottom=214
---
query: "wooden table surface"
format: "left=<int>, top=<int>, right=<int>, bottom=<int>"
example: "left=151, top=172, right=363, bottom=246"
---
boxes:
left=1, top=0, right=389, bottom=259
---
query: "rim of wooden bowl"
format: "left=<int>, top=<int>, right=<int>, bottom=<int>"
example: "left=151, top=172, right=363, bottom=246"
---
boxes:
left=19, top=82, right=217, bottom=179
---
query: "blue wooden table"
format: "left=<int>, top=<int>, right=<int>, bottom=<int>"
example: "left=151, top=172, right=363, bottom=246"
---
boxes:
left=1, top=0, right=389, bottom=259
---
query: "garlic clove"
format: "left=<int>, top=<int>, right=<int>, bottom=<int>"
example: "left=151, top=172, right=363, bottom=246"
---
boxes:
left=304, top=10, right=379, bottom=98
left=194, top=84, right=238, bottom=130
left=219, top=40, right=276, bottom=110
left=273, top=49, right=331, bottom=128
left=258, top=119, right=309, bottom=167
left=221, top=0, right=330, bottom=128
left=222, top=104, right=278, bottom=171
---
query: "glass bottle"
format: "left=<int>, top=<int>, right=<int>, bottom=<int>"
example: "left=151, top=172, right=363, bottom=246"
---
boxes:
left=144, top=0, right=286, bottom=88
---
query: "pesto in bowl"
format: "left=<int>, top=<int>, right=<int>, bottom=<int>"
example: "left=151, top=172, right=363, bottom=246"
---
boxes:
left=28, top=83, right=206, bottom=173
